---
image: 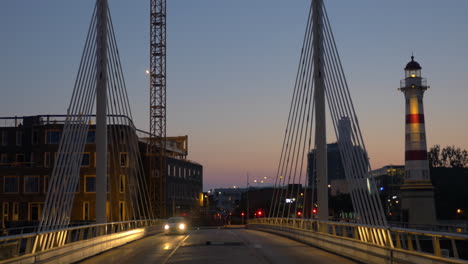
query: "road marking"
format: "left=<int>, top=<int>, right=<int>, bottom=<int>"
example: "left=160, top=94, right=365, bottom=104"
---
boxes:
left=162, top=234, right=190, bottom=264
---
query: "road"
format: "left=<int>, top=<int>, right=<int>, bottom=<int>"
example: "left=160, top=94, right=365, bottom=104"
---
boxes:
left=79, top=228, right=357, bottom=264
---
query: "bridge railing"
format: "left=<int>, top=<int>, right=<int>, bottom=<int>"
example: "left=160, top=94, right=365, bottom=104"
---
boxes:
left=0, top=219, right=162, bottom=261
left=249, top=218, right=468, bottom=262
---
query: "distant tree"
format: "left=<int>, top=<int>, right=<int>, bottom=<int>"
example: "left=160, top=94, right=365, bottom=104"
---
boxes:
left=428, top=145, right=443, bottom=168
left=429, top=145, right=468, bottom=168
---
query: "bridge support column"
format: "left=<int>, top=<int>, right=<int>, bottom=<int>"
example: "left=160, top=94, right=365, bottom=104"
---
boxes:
left=96, top=0, right=109, bottom=224
left=312, top=0, right=328, bottom=223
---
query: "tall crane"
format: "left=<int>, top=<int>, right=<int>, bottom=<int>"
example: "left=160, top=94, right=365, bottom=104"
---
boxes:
left=149, top=0, right=167, bottom=218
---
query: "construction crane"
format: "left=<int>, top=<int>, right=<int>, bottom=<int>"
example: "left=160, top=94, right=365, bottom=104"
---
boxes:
left=149, top=0, right=167, bottom=218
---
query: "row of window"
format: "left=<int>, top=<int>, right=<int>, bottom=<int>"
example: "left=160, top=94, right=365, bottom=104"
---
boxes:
left=167, top=164, right=201, bottom=179
left=0, top=152, right=129, bottom=168
left=2, top=201, right=127, bottom=221
left=82, top=201, right=126, bottom=221
left=3, top=202, right=29, bottom=221
left=168, top=183, right=200, bottom=199
left=0, top=129, right=132, bottom=146
left=2, top=175, right=126, bottom=194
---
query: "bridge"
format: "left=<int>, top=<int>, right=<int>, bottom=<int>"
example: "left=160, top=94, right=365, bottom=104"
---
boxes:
left=0, top=0, right=467, bottom=263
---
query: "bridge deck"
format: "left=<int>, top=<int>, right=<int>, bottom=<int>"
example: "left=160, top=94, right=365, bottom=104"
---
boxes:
left=78, top=228, right=357, bottom=264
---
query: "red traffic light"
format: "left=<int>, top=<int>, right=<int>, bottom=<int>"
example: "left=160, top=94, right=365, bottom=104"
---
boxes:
left=257, top=211, right=262, bottom=216
left=297, top=211, right=302, bottom=216
left=312, top=208, right=317, bottom=214
left=241, top=212, right=245, bottom=216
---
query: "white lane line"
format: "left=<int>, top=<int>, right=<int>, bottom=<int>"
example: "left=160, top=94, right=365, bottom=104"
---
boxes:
left=162, top=235, right=190, bottom=264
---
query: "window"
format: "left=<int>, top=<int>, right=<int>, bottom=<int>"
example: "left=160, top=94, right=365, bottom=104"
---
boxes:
left=2, top=203, right=8, bottom=222
left=44, top=152, right=50, bottom=168
left=0, top=154, right=7, bottom=165
left=24, top=176, right=40, bottom=193
left=44, top=175, right=49, bottom=193
left=28, top=203, right=43, bottom=221
left=46, top=131, right=61, bottom=144
left=1, top=131, right=7, bottom=146
left=83, top=202, right=90, bottom=221
left=86, top=131, right=95, bottom=144
left=16, top=154, right=24, bottom=163
left=167, top=165, right=171, bottom=176
left=120, top=129, right=126, bottom=143
left=81, top=153, right=90, bottom=167
left=12, top=202, right=18, bottom=221
left=29, top=153, right=35, bottom=167
left=4, top=176, right=19, bottom=193
left=85, top=175, right=96, bottom=193
left=32, top=130, right=39, bottom=145
left=119, top=175, right=125, bottom=193
left=120, top=152, right=128, bottom=168
left=16, top=131, right=22, bottom=146
left=119, top=201, right=126, bottom=221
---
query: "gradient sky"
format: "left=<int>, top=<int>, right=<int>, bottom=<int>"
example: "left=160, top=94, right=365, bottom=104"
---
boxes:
left=1, top=1, right=467, bottom=191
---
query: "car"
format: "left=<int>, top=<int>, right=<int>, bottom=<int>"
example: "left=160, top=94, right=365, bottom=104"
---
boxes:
left=163, top=217, right=188, bottom=235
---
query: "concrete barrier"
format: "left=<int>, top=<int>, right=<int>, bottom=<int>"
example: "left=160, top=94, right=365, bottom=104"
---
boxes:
left=0, top=226, right=161, bottom=264
left=249, top=224, right=468, bottom=264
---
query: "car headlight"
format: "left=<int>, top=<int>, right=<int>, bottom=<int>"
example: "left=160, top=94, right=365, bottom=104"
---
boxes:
left=164, top=224, right=170, bottom=230
left=178, top=223, right=185, bottom=230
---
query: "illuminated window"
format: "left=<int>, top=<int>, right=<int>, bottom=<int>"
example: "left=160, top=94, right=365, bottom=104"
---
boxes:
left=119, top=175, right=126, bottom=193
left=83, top=201, right=90, bottom=221
left=2, top=202, right=9, bottom=222
left=12, top=202, right=18, bottom=221
left=119, top=201, right=126, bottom=221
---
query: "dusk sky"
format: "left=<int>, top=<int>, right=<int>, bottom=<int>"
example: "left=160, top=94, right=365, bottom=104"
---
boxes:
left=1, top=1, right=467, bottom=191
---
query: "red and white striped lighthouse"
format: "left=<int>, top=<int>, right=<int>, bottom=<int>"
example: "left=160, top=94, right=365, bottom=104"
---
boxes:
left=399, top=56, right=437, bottom=225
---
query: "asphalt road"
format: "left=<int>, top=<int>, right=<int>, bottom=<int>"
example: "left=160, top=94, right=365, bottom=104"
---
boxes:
left=79, top=228, right=357, bottom=264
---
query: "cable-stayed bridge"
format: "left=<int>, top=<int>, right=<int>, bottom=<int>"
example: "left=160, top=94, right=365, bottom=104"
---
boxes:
left=0, top=0, right=467, bottom=263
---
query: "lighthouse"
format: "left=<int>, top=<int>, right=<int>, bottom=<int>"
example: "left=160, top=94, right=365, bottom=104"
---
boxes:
left=399, top=56, right=437, bottom=225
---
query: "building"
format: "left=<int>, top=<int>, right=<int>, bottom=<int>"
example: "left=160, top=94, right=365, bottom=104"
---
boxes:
left=307, top=143, right=346, bottom=187
left=371, top=165, right=468, bottom=222
left=211, top=188, right=244, bottom=215
left=370, top=165, right=405, bottom=221
left=0, top=115, right=202, bottom=227
left=399, top=56, right=437, bottom=225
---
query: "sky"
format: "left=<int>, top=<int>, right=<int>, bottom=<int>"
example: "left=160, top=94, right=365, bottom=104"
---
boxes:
left=1, top=1, right=467, bottom=191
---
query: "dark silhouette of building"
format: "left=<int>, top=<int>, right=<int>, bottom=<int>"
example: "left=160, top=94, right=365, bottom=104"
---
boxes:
left=307, top=143, right=346, bottom=186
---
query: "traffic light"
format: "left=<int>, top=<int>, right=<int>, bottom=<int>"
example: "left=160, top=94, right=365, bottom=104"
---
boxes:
left=312, top=208, right=317, bottom=214
left=297, top=211, right=302, bottom=217
left=241, top=212, right=245, bottom=217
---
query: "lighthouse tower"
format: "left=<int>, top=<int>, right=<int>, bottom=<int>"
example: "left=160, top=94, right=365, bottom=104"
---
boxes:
left=399, top=56, right=437, bottom=225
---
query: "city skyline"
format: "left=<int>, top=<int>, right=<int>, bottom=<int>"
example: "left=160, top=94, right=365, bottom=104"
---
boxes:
left=1, top=0, right=467, bottom=190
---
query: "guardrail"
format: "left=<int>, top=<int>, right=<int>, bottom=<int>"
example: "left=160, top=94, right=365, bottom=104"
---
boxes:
left=0, top=220, right=162, bottom=262
left=248, top=218, right=468, bottom=263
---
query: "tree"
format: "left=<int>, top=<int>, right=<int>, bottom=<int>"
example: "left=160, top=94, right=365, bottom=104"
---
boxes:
left=429, top=145, right=468, bottom=168
left=428, top=145, right=443, bottom=168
